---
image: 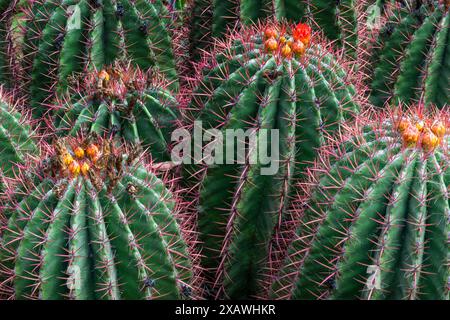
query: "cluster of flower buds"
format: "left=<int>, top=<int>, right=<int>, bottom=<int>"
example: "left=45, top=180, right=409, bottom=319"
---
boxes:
left=264, top=23, right=312, bottom=59
left=396, top=115, right=446, bottom=152
left=61, top=142, right=100, bottom=177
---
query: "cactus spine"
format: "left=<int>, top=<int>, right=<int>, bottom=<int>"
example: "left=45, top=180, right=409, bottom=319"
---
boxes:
left=271, top=107, right=449, bottom=300
left=186, top=23, right=362, bottom=299
left=55, top=64, right=180, bottom=162
left=369, top=1, right=449, bottom=108
left=0, top=136, right=195, bottom=300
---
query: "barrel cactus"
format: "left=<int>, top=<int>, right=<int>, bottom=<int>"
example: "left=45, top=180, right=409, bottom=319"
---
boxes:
left=0, top=136, right=195, bottom=299
left=0, top=88, right=38, bottom=194
left=0, top=0, right=179, bottom=118
left=54, top=63, right=180, bottom=162
left=369, top=1, right=449, bottom=108
left=185, top=23, right=363, bottom=299
left=188, top=0, right=361, bottom=63
left=271, top=106, right=449, bottom=300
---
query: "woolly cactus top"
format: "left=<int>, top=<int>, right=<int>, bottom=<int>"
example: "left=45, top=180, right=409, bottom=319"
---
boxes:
left=271, top=106, right=450, bottom=300
left=0, top=136, right=194, bottom=300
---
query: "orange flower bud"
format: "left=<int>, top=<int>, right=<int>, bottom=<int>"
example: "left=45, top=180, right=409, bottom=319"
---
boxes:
left=69, top=160, right=81, bottom=176
left=265, top=37, right=278, bottom=52
left=292, top=40, right=306, bottom=56
left=81, top=162, right=90, bottom=176
left=422, top=130, right=439, bottom=152
left=63, top=154, right=74, bottom=166
left=74, top=147, right=85, bottom=159
left=98, top=70, right=110, bottom=81
left=402, top=127, right=419, bottom=147
left=86, top=144, right=100, bottom=159
left=431, top=121, right=446, bottom=138
left=264, top=27, right=278, bottom=39
left=281, top=44, right=292, bottom=58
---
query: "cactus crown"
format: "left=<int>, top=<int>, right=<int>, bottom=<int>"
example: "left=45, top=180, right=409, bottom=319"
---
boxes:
left=46, top=135, right=131, bottom=188
left=262, top=23, right=312, bottom=59
left=270, top=105, right=450, bottom=300
left=395, top=109, right=446, bottom=153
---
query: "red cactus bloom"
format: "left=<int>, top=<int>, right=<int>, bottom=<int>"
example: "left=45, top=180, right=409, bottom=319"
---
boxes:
left=293, top=23, right=311, bottom=46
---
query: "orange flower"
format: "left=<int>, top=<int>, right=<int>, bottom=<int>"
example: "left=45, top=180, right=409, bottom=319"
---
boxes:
left=293, top=23, right=311, bottom=46
left=397, top=118, right=410, bottom=133
left=421, top=130, right=439, bottom=152
left=86, top=144, right=100, bottom=160
left=69, top=160, right=81, bottom=176
left=98, top=70, right=110, bottom=81
left=265, top=37, right=278, bottom=52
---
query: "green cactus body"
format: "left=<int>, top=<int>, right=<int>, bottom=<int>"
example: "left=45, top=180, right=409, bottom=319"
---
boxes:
left=370, top=3, right=449, bottom=108
left=54, top=67, right=180, bottom=162
left=2, top=0, right=178, bottom=118
left=187, top=24, right=361, bottom=299
left=0, top=0, right=14, bottom=87
left=0, top=91, right=37, bottom=193
left=0, top=139, right=193, bottom=300
left=188, top=0, right=359, bottom=63
left=271, top=112, right=449, bottom=300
